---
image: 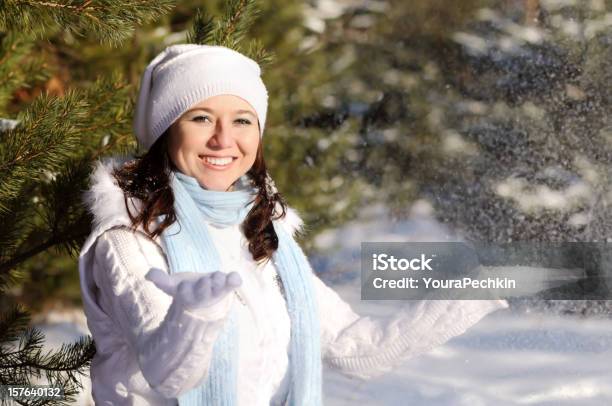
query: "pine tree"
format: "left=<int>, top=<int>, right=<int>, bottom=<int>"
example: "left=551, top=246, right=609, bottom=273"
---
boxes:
left=0, top=2, right=173, bottom=404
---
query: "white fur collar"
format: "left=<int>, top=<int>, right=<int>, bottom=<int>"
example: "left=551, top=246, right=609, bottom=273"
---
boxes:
left=83, top=157, right=305, bottom=237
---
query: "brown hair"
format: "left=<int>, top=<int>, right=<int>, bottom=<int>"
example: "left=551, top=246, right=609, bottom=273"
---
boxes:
left=113, top=129, right=288, bottom=263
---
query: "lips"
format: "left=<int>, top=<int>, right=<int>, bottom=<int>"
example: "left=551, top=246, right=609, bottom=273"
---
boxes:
left=199, top=155, right=237, bottom=170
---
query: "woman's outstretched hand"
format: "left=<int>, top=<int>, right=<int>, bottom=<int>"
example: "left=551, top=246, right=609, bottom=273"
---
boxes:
left=145, top=268, right=242, bottom=309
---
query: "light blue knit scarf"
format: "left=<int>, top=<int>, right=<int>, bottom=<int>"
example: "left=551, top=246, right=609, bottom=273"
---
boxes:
left=160, top=170, right=322, bottom=406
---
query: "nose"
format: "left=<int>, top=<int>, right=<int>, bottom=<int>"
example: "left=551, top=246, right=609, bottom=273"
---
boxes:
left=208, top=120, right=233, bottom=149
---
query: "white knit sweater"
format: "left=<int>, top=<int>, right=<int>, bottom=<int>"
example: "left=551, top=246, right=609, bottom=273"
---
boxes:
left=78, top=159, right=508, bottom=405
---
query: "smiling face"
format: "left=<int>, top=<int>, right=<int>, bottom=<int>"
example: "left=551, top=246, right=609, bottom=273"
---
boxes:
left=167, top=94, right=261, bottom=191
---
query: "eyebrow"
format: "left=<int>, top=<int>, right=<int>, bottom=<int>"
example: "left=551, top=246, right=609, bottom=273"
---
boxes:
left=184, top=107, right=256, bottom=118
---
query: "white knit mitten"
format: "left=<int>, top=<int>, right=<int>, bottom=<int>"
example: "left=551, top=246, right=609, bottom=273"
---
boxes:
left=146, top=268, right=242, bottom=309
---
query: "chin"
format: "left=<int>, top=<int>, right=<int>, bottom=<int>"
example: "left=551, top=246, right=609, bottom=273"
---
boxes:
left=200, top=178, right=233, bottom=191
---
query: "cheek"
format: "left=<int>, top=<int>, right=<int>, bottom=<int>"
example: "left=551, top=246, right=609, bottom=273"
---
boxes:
left=243, top=135, right=260, bottom=156
left=172, top=134, right=199, bottom=156
left=236, top=136, right=259, bottom=170
left=168, top=131, right=202, bottom=170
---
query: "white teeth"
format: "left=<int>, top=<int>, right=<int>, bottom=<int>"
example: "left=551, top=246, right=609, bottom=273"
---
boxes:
left=203, top=156, right=233, bottom=166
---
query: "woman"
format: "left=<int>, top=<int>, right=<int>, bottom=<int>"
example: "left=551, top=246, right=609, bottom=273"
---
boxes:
left=78, top=44, right=508, bottom=405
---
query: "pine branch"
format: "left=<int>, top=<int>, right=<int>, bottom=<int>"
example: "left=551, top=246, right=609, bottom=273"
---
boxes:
left=245, top=38, right=275, bottom=70
left=0, top=326, right=95, bottom=406
left=187, top=1, right=274, bottom=69
left=0, top=73, right=132, bottom=282
left=0, top=305, right=29, bottom=346
left=0, top=91, right=86, bottom=214
left=0, top=182, right=41, bottom=276
left=0, top=0, right=176, bottom=46
left=214, top=0, right=260, bottom=50
left=39, top=156, right=94, bottom=257
left=0, top=73, right=131, bottom=215
left=0, top=266, right=25, bottom=294
left=75, top=72, right=134, bottom=153
left=8, top=332, right=94, bottom=372
left=0, top=237, right=59, bottom=276
left=186, top=8, right=215, bottom=45
left=0, top=170, right=90, bottom=275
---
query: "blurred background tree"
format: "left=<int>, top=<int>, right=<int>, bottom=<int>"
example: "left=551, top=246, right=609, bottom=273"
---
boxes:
left=294, top=0, right=611, bottom=244
left=296, top=0, right=611, bottom=307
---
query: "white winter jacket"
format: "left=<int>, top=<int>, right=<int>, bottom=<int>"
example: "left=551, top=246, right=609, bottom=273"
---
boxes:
left=78, top=158, right=508, bottom=405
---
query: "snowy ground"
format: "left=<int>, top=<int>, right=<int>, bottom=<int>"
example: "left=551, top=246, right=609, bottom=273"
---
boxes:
left=315, top=202, right=612, bottom=405
left=34, top=201, right=612, bottom=405
left=37, top=283, right=612, bottom=406
left=322, top=278, right=612, bottom=406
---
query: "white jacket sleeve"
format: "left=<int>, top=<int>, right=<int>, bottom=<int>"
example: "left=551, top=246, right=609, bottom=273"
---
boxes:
left=92, top=227, right=235, bottom=399
left=313, top=273, right=508, bottom=380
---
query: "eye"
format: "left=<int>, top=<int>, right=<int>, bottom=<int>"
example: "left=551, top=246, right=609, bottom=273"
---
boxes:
left=193, top=115, right=211, bottom=123
left=235, top=118, right=252, bottom=125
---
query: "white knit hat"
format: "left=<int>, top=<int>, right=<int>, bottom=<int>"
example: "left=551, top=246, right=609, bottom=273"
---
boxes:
left=133, top=44, right=269, bottom=149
